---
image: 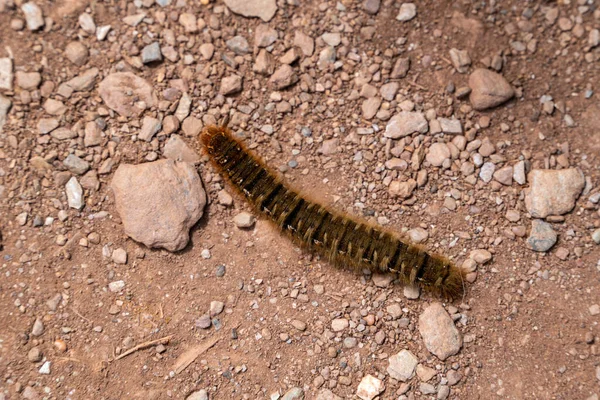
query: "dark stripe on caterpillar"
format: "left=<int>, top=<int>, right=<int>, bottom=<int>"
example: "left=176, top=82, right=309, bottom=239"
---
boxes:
left=200, top=123, right=466, bottom=298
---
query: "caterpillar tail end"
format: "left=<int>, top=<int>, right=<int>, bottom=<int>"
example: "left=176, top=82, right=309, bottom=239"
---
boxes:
left=441, top=265, right=468, bottom=300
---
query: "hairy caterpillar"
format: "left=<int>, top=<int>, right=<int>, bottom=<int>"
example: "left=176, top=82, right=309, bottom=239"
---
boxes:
left=200, top=122, right=466, bottom=298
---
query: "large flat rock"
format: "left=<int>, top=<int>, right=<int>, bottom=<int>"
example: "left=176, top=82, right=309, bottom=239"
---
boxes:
left=111, top=160, right=206, bottom=252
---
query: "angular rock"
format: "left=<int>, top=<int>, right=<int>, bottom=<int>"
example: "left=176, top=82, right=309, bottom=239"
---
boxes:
left=179, top=13, right=197, bottom=33
left=65, top=41, right=89, bottom=66
left=233, top=212, right=255, bottom=228
left=97, top=25, right=111, bottom=41
left=469, top=249, right=492, bottom=264
left=527, top=219, right=557, bottom=252
left=15, top=71, right=41, bottom=90
left=426, top=143, right=450, bottom=167
left=122, top=13, right=146, bottom=27
left=30, top=156, right=52, bottom=171
left=280, top=47, right=301, bottom=65
left=0, top=95, right=11, bottom=133
left=63, top=154, right=90, bottom=175
left=84, top=121, right=103, bottom=147
left=139, top=116, right=162, bottom=142
left=356, top=375, right=384, bottom=400
left=44, top=99, right=67, bottom=116
left=294, top=31, right=314, bottom=56
left=380, top=82, right=399, bottom=101
left=322, top=32, right=341, bottom=47
left=182, top=116, right=203, bottom=137
left=80, top=170, right=100, bottom=190
left=186, top=390, right=208, bottom=400
left=175, top=93, right=192, bottom=122
left=98, top=73, right=155, bottom=117
left=493, top=165, right=513, bottom=185
left=591, top=229, right=600, bottom=245
left=391, top=57, right=410, bottom=79
left=112, top=248, right=127, bottom=264
left=22, top=2, right=44, bottom=31
left=108, top=280, right=125, bottom=292
left=525, top=168, right=585, bottom=218
left=408, top=227, right=428, bottom=243
left=590, top=29, right=600, bottom=48
left=253, top=49, right=275, bottom=76
left=78, top=12, right=96, bottom=34
left=479, top=162, right=495, bottom=183
left=220, top=75, right=243, bottom=95
left=0, top=58, right=13, bottom=90
left=39, top=360, right=51, bottom=374
left=439, top=118, right=462, bottom=134
left=449, top=48, right=471, bottom=73
left=60, top=68, right=99, bottom=95
left=419, top=303, right=462, bottom=360
left=389, top=179, right=416, bottom=199
left=281, top=387, right=304, bottom=400
left=163, top=135, right=200, bottom=164
left=403, top=284, right=420, bottom=299
left=51, top=127, right=76, bottom=140
left=269, top=65, right=298, bottom=90
left=469, top=68, right=514, bottom=110
left=317, top=46, right=336, bottom=70
left=362, top=97, right=381, bottom=120
left=385, top=112, right=428, bottom=139
left=363, top=0, right=381, bottom=15
left=331, top=318, right=349, bottom=332
left=111, top=160, right=206, bottom=252
left=31, top=318, right=44, bottom=336
left=513, top=160, right=527, bottom=185
left=28, top=347, right=43, bottom=362
left=163, top=115, right=180, bottom=134
left=226, top=36, right=249, bottom=55
left=218, top=190, right=233, bottom=206
left=224, top=0, right=277, bottom=22
left=255, top=24, right=278, bottom=47
left=396, top=3, right=416, bottom=21
left=142, top=42, right=162, bottom=64
left=387, top=349, right=418, bottom=381
left=66, top=177, right=84, bottom=210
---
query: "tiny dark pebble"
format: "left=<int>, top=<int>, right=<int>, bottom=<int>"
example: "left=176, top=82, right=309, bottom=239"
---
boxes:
left=231, top=328, right=238, bottom=339
left=212, top=318, right=222, bottom=330
left=363, top=209, right=375, bottom=217
left=216, top=264, right=226, bottom=277
left=222, top=370, right=233, bottom=379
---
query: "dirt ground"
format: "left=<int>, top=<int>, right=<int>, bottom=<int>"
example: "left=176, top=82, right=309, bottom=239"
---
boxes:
left=1, top=0, right=600, bottom=399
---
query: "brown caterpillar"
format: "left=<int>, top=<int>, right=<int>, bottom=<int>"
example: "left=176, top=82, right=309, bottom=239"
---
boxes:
left=200, top=122, right=466, bottom=298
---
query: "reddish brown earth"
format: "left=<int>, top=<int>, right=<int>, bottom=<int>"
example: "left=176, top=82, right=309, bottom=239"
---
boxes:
left=1, top=0, right=600, bottom=399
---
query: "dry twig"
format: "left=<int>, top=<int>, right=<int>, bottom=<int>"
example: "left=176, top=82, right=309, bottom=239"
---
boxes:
left=112, top=334, right=174, bottom=361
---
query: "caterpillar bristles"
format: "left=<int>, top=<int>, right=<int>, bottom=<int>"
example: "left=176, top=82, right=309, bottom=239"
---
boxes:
left=200, top=122, right=466, bottom=299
